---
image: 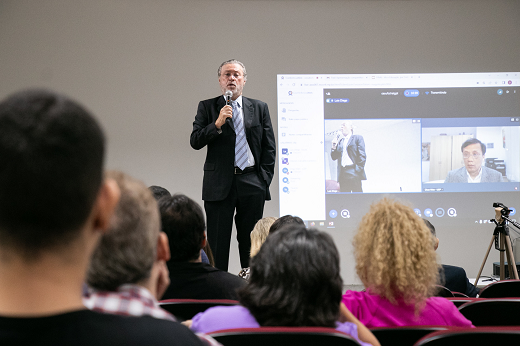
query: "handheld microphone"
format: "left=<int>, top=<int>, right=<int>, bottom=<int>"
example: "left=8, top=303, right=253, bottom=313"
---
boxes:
left=225, top=90, right=233, bottom=105
left=224, top=90, right=233, bottom=127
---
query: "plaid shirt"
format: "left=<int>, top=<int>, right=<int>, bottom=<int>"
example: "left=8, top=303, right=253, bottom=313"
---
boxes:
left=83, top=284, right=221, bottom=346
left=83, top=284, right=175, bottom=321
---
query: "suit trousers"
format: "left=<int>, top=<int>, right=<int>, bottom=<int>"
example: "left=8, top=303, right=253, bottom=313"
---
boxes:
left=338, top=165, right=363, bottom=192
left=204, top=171, right=266, bottom=272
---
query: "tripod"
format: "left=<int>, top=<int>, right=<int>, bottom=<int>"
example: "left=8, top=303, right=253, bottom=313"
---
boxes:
left=474, top=208, right=519, bottom=286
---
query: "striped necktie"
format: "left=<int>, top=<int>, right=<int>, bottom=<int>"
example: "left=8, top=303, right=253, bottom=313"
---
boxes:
left=232, top=101, right=248, bottom=170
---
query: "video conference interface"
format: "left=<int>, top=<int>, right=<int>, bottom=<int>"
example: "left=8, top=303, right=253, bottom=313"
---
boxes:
left=277, top=73, right=520, bottom=229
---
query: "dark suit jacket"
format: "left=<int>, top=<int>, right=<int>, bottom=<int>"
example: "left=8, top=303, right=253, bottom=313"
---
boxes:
left=190, top=96, right=276, bottom=201
left=441, top=264, right=480, bottom=297
left=330, top=134, right=367, bottom=180
left=163, top=262, right=246, bottom=300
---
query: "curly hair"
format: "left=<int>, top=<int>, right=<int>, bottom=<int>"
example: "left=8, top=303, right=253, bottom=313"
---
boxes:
left=354, top=198, right=440, bottom=313
left=250, top=216, right=277, bottom=257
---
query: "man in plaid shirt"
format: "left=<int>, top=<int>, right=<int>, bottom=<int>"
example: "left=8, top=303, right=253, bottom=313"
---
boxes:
left=83, top=171, right=220, bottom=346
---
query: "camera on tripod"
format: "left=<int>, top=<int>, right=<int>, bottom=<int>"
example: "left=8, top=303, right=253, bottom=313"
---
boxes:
left=475, top=202, right=520, bottom=284
left=493, top=202, right=511, bottom=218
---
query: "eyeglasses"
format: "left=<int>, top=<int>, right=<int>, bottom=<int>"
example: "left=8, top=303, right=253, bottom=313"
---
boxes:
left=223, top=72, right=243, bottom=79
left=463, top=153, right=482, bottom=159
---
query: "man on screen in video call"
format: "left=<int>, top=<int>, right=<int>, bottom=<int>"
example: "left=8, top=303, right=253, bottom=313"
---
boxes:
left=190, top=59, right=276, bottom=272
left=444, top=138, right=503, bottom=183
left=331, top=121, right=366, bottom=192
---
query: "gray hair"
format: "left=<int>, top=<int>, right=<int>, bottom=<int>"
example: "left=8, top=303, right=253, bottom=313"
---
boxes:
left=218, top=59, right=247, bottom=81
left=86, top=170, right=160, bottom=291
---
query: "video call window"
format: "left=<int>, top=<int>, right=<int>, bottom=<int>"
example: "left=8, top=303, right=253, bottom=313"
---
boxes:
left=324, top=119, right=422, bottom=194
left=421, top=117, right=520, bottom=192
left=323, top=88, right=520, bottom=195
left=278, top=73, right=520, bottom=225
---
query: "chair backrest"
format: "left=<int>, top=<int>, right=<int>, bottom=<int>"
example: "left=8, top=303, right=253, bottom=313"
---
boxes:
left=478, top=279, right=520, bottom=298
left=451, top=291, right=469, bottom=298
left=414, top=327, right=520, bottom=346
left=445, top=297, right=480, bottom=308
left=159, top=299, right=239, bottom=321
left=370, top=326, right=448, bottom=346
left=434, top=285, right=454, bottom=297
left=458, top=299, right=520, bottom=326
left=208, top=327, right=362, bottom=346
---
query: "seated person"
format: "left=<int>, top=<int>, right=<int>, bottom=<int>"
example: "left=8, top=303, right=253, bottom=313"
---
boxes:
left=149, top=185, right=212, bottom=265
left=268, top=214, right=305, bottom=234
left=444, top=138, right=503, bottom=183
left=84, top=171, right=173, bottom=320
left=159, top=194, right=246, bottom=300
left=239, top=215, right=303, bottom=280
left=149, top=185, right=172, bottom=200
left=238, top=216, right=277, bottom=280
left=190, top=225, right=380, bottom=346
left=423, top=219, right=480, bottom=297
left=342, top=198, right=474, bottom=328
left=0, top=89, right=202, bottom=345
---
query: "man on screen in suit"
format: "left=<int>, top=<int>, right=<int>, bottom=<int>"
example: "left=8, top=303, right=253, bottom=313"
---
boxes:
left=190, top=59, right=276, bottom=272
left=330, top=121, right=366, bottom=192
left=444, top=138, right=503, bottom=183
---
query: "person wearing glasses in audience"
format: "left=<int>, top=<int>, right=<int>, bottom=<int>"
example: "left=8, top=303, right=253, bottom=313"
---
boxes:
left=444, top=138, right=503, bottom=183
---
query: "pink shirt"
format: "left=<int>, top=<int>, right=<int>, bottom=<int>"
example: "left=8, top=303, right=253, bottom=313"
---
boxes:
left=342, top=290, right=474, bottom=328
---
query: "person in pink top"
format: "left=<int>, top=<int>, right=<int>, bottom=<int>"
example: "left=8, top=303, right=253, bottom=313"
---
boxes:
left=190, top=225, right=380, bottom=346
left=342, top=198, right=474, bottom=328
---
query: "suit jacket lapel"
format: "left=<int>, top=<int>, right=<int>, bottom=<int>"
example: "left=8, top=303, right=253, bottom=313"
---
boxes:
left=481, top=167, right=488, bottom=182
left=242, top=97, right=254, bottom=134
left=347, top=135, right=354, bottom=147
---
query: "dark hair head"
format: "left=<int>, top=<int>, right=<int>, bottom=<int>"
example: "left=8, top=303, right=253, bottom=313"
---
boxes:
left=149, top=185, right=171, bottom=201
left=239, top=225, right=342, bottom=327
left=268, top=215, right=305, bottom=234
left=87, top=171, right=159, bottom=291
left=461, top=138, right=486, bottom=155
left=0, top=89, right=105, bottom=258
left=423, top=218, right=436, bottom=236
left=158, top=194, right=205, bottom=262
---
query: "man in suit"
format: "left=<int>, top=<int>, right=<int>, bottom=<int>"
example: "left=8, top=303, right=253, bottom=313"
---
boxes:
left=423, top=219, right=480, bottom=297
left=190, top=59, right=276, bottom=271
left=444, top=138, right=503, bottom=183
left=330, top=121, right=366, bottom=192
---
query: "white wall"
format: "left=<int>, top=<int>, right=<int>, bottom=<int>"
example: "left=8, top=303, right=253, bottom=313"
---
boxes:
left=1, top=0, right=519, bottom=282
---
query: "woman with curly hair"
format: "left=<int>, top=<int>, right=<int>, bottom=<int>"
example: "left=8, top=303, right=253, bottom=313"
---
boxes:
left=191, top=225, right=380, bottom=346
left=342, top=198, right=473, bottom=327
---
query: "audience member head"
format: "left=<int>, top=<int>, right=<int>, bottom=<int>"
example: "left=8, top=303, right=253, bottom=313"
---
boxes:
left=158, top=194, right=205, bottom=262
left=0, top=89, right=118, bottom=260
left=87, top=171, right=169, bottom=292
left=268, top=215, right=305, bottom=235
left=250, top=216, right=277, bottom=257
left=423, top=218, right=439, bottom=250
left=149, top=185, right=171, bottom=201
left=239, top=225, right=342, bottom=327
left=354, top=198, right=439, bottom=311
